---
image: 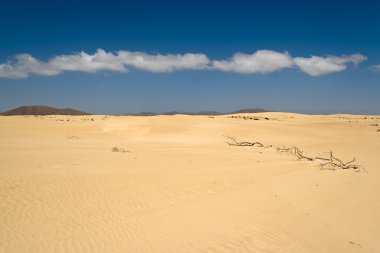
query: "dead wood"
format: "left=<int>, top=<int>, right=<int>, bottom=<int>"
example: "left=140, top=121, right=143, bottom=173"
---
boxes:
left=225, top=135, right=362, bottom=171
left=224, top=135, right=264, bottom=147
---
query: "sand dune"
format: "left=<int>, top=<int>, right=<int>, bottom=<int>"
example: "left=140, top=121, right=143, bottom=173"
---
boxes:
left=1, top=113, right=379, bottom=252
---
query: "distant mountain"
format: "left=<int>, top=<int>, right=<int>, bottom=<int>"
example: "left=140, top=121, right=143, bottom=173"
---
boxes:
left=163, top=111, right=221, bottom=116
left=127, top=108, right=267, bottom=116
left=196, top=111, right=221, bottom=115
left=0, top=105, right=90, bottom=116
left=132, top=112, right=157, bottom=116
left=229, top=108, right=268, bottom=114
left=128, top=111, right=221, bottom=116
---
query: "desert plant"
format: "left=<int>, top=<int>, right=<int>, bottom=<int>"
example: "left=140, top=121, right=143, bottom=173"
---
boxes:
left=224, top=135, right=264, bottom=147
left=111, top=147, right=129, bottom=153
left=225, top=135, right=363, bottom=171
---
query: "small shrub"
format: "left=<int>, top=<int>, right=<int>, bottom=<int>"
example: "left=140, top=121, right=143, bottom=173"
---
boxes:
left=111, top=147, right=129, bottom=153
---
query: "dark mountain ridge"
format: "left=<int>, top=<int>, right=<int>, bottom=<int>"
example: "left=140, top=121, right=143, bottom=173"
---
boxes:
left=0, top=105, right=90, bottom=116
left=127, top=108, right=268, bottom=116
left=1, top=106, right=268, bottom=116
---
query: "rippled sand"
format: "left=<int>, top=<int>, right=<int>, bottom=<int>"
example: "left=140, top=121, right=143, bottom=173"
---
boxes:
left=1, top=113, right=379, bottom=253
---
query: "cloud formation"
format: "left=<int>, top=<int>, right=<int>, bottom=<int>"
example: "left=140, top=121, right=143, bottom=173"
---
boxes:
left=369, top=64, right=380, bottom=73
left=0, top=49, right=367, bottom=78
left=0, top=49, right=210, bottom=78
left=211, top=50, right=294, bottom=74
left=0, top=54, right=59, bottom=78
left=116, top=51, right=210, bottom=72
left=294, top=54, right=367, bottom=76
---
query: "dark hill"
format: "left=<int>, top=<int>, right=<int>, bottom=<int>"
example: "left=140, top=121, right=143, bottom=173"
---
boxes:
left=230, top=108, right=268, bottom=114
left=0, top=105, right=90, bottom=116
left=127, top=108, right=267, bottom=116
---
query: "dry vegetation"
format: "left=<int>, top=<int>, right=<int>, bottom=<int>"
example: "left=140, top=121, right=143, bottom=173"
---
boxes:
left=225, top=135, right=265, bottom=147
left=229, top=115, right=270, bottom=121
left=225, top=135, right=363, bottom=171
left=111, top=147, right=129, bottom=153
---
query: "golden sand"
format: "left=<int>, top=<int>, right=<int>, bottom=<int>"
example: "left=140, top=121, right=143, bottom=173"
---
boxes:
left=1, top=113, right=379, bottom=253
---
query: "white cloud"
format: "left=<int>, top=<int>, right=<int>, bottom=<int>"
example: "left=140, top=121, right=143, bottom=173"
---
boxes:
left=117, top=51, right=210, bottom=72
left=294, top=54, right=367, bottom=76
left=0, top=49, right=210, bottom=78
left=0, top=54, right=60, bottom=78
left=0, top=49, right=368, bottom=79
left=212, top=50, right=294, bottom=74
left=369, top=64, right=380, bottom=73
left=50, top=49, right=127, bottom=73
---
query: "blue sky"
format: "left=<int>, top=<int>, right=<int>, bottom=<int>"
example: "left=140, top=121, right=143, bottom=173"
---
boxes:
left=0, top=0, right=379, bottom=114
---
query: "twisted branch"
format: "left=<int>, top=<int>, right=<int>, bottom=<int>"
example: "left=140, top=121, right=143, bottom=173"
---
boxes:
left=225, top=135, right=363, bottom=171
left=224, top=135, right=264, bottom=147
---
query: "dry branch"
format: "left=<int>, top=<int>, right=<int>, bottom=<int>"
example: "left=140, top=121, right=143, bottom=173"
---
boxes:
left=277, top=146, right=313, bottom=161
left=224, top=135, right=264, bottom=147
left=316, top=151, right=360, bottom=170
left=225, top=135, right=363, bottom=171
left=279, top=147, right=361, bottom=170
